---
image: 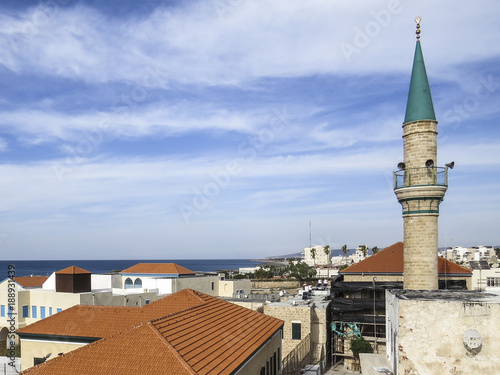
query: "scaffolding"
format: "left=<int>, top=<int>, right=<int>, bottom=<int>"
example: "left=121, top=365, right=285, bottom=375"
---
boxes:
left=330, top=277, right=403, bottom=367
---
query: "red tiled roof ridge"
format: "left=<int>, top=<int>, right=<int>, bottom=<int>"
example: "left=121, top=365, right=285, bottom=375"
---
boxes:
left=148, top=322, right=197, bottom=375
left=143, top=288, right=206, bottom=312
left=12, top=276, right=48, bottom=288
left=55, top=265, right=91, bottom=274
left=340, top=241, right=471, bottom=275
left=120, top=262, right=195, bottom=274
left=148, top=290, right=217, bottom=324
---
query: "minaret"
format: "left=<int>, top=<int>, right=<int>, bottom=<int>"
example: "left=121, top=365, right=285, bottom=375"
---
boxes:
left=394, top=18, right=451, bottom=290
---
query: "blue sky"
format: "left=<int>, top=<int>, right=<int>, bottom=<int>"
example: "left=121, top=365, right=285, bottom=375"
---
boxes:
left=0, top=0, right=499, bottom=260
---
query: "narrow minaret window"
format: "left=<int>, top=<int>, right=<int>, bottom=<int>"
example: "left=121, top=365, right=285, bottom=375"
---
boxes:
left=393, top=17, right=451, bottom=290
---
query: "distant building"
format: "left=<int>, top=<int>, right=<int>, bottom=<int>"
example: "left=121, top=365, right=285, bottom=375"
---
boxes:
left=302, top=245, right=331, bottom=266
left=17, top=289, right=284, bottom=374
left=440, top=245, right=496, bottom=265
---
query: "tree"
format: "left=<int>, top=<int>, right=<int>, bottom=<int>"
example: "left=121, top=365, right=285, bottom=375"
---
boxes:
left=349, top=336, right=373, bottom=361
left=310, top=247, right=316, bottom=265
left=371, top=246, right=379, bottom=254
left=360, top=245, right=368, bottom=258
left=323, top=245, right=331, bottom=259
left=342, top=244, right=348, bottom=257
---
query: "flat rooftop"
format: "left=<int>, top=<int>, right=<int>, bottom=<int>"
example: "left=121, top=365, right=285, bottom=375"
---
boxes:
left=389, top=289, right=500, bottom=303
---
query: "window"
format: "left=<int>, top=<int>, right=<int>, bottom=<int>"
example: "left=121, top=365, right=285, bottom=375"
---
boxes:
left=56, top=308, right=62, bottom=313
left=32, top=306, right=37, bottom=319
left=33, top=358, right=45, bottom=366
left=211, top=282, right=215, bottom=290
left=8, top=306, right=13, bottom=318
left=487, top=277, right=500, bottom=287
left=292, top=322, right=301, bottom=340
left=22, top=305, right=29, bottom=318
left=273, top=352, right=277, bottom=375
left=49, top=307, right=52, bottom=316
left=260, top=366, right=265, bottom=375
left=40, top=306, right=46, bottom=319
left=145, top=300, right=150, bottom=305
left=124, top=278, right=133, bottom=289
left=0, top=305, right=4, bottom=317
left=134, top=278, right=142, bottom=288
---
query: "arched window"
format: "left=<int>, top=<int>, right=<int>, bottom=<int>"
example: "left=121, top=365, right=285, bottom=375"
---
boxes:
left=134, top=278, right=142, bottom=288
left=124, top=278, right=133, bottom=289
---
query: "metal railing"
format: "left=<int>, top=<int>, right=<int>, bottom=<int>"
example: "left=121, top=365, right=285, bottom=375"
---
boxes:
left=282, top=333, right=312, bottom=375
left=393, top=167, right=447, bottom=190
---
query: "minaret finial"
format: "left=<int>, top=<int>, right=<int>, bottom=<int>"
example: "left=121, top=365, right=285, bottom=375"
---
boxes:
left=415, top=16, right=422, bottom=41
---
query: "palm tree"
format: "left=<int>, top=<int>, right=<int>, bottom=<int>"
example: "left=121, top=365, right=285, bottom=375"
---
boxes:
left=372, top=246, right=379, bottom=254
left=311, top=247, right=316, bottom=265
left=323, top=245, right=330, bottom=258
left=360, top=245, right=368, bottom=258
left=342, top=244, right=348, bottom=257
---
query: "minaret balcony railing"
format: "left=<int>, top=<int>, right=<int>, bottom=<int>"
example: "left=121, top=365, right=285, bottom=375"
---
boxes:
left=393, top=167, right=448, bottom=190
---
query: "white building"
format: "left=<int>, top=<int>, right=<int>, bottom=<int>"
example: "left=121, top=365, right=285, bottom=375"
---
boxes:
left=302, top=245, right=331, bottom=266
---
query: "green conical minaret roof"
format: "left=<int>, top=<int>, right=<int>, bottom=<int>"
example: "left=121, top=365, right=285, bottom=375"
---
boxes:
left=404, top=40, right=436, bottom=123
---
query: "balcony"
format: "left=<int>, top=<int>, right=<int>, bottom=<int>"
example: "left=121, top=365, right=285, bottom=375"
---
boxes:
left=393, top=167, right=448, bottom=190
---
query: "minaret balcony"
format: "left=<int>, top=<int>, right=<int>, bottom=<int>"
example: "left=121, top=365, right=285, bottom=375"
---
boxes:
left=393, top=167, right=448, bottom=190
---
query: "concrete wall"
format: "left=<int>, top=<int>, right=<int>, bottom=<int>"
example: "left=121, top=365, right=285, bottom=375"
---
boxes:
left=387, top=290, right=500, bottom=374
left=235, top=329, right=282, bottom=375
left=174, top=275, right=221, bottom=296
left=219, top=279, right=251, bottom=297
left=91, top=274, right=121, bottom=289
left=20, top=339, right=86, bottom=371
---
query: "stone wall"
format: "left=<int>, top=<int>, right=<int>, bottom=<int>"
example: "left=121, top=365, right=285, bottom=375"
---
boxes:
left=264, top=304, right=312, bottom=358
left=251, top=280, right=302, bottom=290
left=387, top=291, right=500, bottom=374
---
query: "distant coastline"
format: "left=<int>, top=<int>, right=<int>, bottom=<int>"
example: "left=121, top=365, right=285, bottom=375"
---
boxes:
left=0, top=259, right=261, bottom=277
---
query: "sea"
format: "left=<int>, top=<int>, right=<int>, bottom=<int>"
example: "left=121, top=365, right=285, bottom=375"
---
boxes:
left=0, top=259, right=262, bottom=278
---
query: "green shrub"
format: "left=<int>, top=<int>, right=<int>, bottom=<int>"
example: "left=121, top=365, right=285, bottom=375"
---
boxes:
left=349, top=336, right=373, bottom=360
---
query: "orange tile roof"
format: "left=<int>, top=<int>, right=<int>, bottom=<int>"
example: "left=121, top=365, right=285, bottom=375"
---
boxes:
left=13, top=276, right=48, bottom=288
left=55, top=266, right=91, bottom=274
left=120, top=263, right=196, bottom=275
left=340, top=242, right=471, bottom=275
left=17, top=289, right=207, bottom=338
left=153, top=292, right=283, bottom=374
left=19, top=290, right=283, bottom=375
left=20, top=323, right=196, bottom=375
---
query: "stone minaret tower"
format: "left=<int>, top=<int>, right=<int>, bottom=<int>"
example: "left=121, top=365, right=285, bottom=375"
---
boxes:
left=394, top=18, right=451, bottom=290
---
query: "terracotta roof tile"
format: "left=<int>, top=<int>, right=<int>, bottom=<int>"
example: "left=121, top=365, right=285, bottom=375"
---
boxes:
left=152, top=291, right=283, bottom=374
left=16, top=289, right=207, bottom=339
left=19, top=290, right=283, bottom=375
left=55, top=266, right=91, bottom=274
left=21, top=324, right=196, bottom=375
left=340, top=242, right=471, bottom=275
left=120, top=263, right=195, bottom=275
left=13, top=276, right=48, bottom=288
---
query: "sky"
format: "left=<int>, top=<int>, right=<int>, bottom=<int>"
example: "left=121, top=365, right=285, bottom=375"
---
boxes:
left=0, top=0, right=499, bottom=260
